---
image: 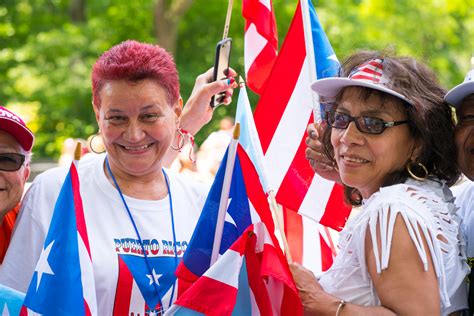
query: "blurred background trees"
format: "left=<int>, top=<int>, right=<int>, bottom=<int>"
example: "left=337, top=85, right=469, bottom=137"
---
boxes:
left=0, top=0, right=473, bottom=159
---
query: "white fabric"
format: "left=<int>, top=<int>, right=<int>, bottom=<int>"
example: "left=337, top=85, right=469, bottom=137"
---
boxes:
left=319, top=179, right=469, bottom=315
left=454, top=180, right=474, bottom=263
left=0, top=154, right=209, bottom=315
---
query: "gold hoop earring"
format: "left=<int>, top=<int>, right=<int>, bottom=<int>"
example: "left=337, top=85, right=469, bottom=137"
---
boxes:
left=407, top=162, right=428, bottom=181
left=88, top=132, right=106, bottom=154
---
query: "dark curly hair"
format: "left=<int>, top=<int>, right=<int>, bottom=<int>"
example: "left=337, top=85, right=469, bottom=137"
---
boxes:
left=320, top=50, right=460, bottom=206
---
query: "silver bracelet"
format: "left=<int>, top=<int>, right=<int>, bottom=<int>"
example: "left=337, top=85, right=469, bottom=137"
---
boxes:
left=335, top=299, right=346, bottom=316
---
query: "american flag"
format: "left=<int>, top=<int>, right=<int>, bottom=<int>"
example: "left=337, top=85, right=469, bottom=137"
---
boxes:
left=349, top=58, right=386, bottom=83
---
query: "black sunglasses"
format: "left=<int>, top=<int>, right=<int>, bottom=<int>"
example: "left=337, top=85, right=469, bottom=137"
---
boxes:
left=326, top=111, right=409, bottom=135
left=0, top=153, right=26, bottom=172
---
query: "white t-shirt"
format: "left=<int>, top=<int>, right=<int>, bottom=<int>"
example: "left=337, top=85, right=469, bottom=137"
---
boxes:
left=319, top=179, right=469, bottom=315
left=454, top=180, right=474, bottom=260
left=0, top=154, right=209, bottom=315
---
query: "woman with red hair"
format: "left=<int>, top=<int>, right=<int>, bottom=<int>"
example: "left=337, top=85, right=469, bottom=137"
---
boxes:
left=0, top=40, right=237, bottom=315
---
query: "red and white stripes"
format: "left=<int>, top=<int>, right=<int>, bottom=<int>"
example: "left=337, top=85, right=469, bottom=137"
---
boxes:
left=243, top=0, right=278, bottom=95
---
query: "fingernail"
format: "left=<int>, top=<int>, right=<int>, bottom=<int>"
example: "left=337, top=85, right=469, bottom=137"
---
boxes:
left=310, top=131, right=317, bottom=139
left=226, top=78, right=235, bottom=85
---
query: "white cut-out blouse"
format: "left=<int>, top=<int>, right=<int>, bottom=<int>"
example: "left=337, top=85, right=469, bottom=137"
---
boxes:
left=319, top=179, right=469, bottom=315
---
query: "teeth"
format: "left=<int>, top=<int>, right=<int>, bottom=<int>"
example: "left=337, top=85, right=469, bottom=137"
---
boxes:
left=123, top=144, right=151, bottom=151
left=343, top=156, right=368, bottom=163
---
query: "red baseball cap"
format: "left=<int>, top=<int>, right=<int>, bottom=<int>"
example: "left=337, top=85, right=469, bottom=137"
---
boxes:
left=0, top=106, right=34, bottom=151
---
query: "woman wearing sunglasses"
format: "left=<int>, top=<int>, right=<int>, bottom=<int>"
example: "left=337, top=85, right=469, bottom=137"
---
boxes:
left=290, top=51, right=468, bottom=315
left=0, top=106, right=33, bottom=263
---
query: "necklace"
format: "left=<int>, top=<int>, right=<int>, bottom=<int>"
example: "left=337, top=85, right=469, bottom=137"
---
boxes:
left=105, top=157, right=179, bottom=313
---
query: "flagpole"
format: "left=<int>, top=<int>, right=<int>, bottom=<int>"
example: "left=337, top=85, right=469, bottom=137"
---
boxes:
left=74, top=141, right=82, bottom=162
left=235, top=77, right=293, bottom=262
left=268, top=191, right=293, bottom=263
left=222, top=0, right=234, bottom=39
left=210, top=123, right=240, bottom=265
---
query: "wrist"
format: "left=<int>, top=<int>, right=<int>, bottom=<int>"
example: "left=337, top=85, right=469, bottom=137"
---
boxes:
left=179, top=105, right=212, bottom=136
left=335, top=299, right=346, bottom=316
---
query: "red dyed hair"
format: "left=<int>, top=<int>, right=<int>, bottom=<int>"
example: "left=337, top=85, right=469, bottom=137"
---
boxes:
left=91, top=40, right=180, bottom=107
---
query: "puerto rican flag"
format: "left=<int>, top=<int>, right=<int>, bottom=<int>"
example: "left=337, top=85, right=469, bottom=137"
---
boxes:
left=21, top=158, right=97, bottom=315
left=242, top=0, right=348, bottom=274
left=253, top=0, right=351, bottom=232
left=113, top=254, right=180, bottom=314
left=167, top=222, right=303, bottom=315
left=236, top=81, right=338, bottom=273
left=175, top=142, right=276, bottom=286
left=255, top=0, right=350, bottom=230
left=243, top=0, right=278, bottom=95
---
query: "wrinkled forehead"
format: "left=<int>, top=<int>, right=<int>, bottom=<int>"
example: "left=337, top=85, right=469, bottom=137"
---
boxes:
left=337, top=86, right=407, bottom=114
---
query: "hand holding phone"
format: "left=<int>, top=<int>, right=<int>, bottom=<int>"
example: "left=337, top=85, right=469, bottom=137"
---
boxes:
left=210, top=38, right=232, bottom=108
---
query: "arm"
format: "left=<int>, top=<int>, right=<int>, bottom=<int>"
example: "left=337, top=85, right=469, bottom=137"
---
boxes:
left=290, top=212, right=442, bottom=315
left=163, top=68, right=238, bottom=167
left=289, top=263, right=396, bottom=316
left=365, top=212, right=441, bottom=315
left=305, top=122, right=341, bottom=183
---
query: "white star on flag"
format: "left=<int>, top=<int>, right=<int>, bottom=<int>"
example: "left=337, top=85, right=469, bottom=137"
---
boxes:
left=2, top=302, right=10, bottom=316
left=146, top=269, right=162, bottom=286
left=34, top=240, right=55, bottom=291
left=224, top=198, right=236, bottom=227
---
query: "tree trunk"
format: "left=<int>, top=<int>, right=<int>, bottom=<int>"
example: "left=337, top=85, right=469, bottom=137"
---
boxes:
left=154, top=0, right=194, bottom=54
left=69, top=0, right=86, bottom=23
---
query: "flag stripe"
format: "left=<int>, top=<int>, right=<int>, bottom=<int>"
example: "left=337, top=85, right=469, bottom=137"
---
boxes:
left=298, top=173, right=333, bottom=225
left=254, top=3, right=306, bottom=153
left=274, top=114, right=314, bottom=208
left=319, top=183, right=349, bottom=230
left=351, top=74, right=381, bottom=82
left=71, top=162, right=92, bottom=258
left=262, top=58, right=313, bottom=194
left=246, top=43, right=279, bottom=93
left=237, top=146, right=275, bottom=239
left=283, top=206, right=304, bottom=264
left=243, top=0, right=277, bottom=39
left=243, top=0, right=278, bottom=95
left=113, top=257, right=133, bottom=315
left=78, top=234, right=97, bottom=316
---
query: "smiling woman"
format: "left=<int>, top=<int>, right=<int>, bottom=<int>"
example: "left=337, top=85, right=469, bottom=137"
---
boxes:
left=0, top=40, right=237, bottom=314
left=290, top=51, right=468, bottom=316
left=96, top=79, right=179, bottom=196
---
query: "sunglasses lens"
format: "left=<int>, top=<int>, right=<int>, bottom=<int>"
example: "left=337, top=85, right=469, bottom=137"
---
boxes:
left=361, top=117, right=384, bottom=134
left=0, top=153, right=25, bottom=171
left=332, top=112, right=350, bottom=129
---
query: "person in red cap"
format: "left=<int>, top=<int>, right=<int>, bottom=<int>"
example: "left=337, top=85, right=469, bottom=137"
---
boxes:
left=0, top=106, right=34, bottom=263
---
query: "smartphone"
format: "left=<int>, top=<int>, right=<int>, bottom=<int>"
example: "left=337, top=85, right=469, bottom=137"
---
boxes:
left=210, top=38, right=232, bottom=108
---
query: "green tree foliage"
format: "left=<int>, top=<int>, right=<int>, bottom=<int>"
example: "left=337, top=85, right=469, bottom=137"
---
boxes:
left=0, top=0, right=472, bottom=159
